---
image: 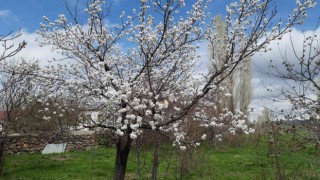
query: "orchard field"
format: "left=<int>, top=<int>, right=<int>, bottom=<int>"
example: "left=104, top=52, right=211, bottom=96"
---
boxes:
left=3, top=131, right=320, bottom=180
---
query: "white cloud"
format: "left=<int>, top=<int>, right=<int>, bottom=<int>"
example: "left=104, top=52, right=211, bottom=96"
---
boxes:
left=253, top=28, right=320, bottom=76
left=2, top=29, right=62, bottom=66
left=0, top=9, right=19, bottom=23
left=0, top=10, right=10, bottom=18
left=111, top=0, right=124, bottom=6
left=250, top=28, right=320, bottom=120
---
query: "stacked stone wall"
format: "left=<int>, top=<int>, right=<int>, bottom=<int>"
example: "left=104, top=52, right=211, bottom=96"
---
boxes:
left=5, top=131, right=112, bottom=154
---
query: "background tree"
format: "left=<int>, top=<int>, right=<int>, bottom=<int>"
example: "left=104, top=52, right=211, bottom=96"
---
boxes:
left=0, top=60, right=38, bottom=129
left=0, top=30, right=27, bottom=174
left=13, top=95, right=86, bottom=134
left=37, top=0, right=315, bottom=179
left=265, top=27, right=320, bottom=147
left=208, top=15, right=235, bottom=114
left=254, top=107, right=271, bottom=134
left=234, top=57, right=252, bottom=119
left=0, top=60, right=39, bottom=174
left=0, top=31, right=26, bottom=61
left=208, top=15, right=253, bottom=121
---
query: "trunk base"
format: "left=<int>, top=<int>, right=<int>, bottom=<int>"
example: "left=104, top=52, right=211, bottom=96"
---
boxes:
left=113, top=134, right=132, bottom=180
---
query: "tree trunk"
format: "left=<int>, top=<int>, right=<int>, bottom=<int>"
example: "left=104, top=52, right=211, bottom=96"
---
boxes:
left=0, top=135, right=6, bottom=175
left=136, top=136, right=143, bottom=180
left=151, top=133, right=160, bottom=180
left=113, top=132, right=132, bottom=180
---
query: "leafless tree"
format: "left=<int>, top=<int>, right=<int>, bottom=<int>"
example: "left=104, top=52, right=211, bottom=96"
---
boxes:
left=0, top=59, right=38, bottom=174
left=264, top=26, right=320, bottom=147
left=0, top=30, right=26, bottom=61
left=0, top=29, right=27, bottom=175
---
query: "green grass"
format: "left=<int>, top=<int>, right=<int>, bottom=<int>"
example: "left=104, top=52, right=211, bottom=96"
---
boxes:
left=2, top=134, right=320, bottom=179
left=2, top=148, right=117, bottom=179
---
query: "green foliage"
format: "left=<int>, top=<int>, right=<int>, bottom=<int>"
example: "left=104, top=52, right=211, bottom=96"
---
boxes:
left=2, top=134, right=320, bottom=179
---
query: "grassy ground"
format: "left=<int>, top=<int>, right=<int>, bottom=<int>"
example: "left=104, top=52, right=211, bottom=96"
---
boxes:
left=1, top=134, right=320, bottom=180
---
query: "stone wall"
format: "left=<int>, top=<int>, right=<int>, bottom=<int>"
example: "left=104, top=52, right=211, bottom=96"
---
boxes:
left=5, top=131, right=113, bottom=154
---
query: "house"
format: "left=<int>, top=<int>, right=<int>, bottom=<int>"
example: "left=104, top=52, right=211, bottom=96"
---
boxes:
left=0, top=110, right=8, bottom=132
left=68, top=110, right=106, bottom=131
left=0, top=111, right=8, bottom=121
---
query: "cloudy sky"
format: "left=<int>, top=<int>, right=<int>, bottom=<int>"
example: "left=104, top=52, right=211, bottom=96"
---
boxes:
left=0, top=0, right=319, bottom=120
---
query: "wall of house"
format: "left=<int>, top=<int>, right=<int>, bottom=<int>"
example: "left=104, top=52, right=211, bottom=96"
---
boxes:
left=5, top=131, right=114, bottom=154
